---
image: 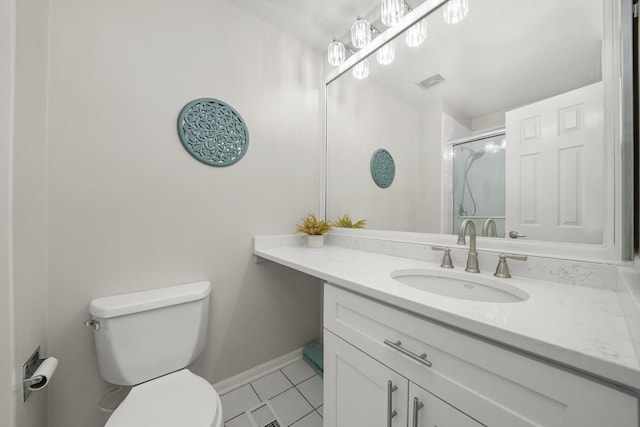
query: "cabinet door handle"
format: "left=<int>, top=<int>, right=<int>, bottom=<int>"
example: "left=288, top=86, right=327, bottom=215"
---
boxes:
left=387, top=380, right=398, bottom=427
left=384, top=339, right=433, bottom=367
left=412, top=397, right=424, bottom=427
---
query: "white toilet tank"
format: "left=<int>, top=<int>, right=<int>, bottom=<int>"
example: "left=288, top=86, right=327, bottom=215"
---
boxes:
left=88, top=281, right=211, bottom=386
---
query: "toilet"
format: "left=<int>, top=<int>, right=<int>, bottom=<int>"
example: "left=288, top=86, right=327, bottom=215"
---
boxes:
left=87, top=281, right=223, bottom=427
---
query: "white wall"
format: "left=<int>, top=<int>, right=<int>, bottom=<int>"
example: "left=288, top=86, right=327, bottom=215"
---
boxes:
left=0, top=0, right=16, bottom=424
left=416, top=97, right=444, bottom=233
left=45, top=1, right=322, bottom=426
left=12, top=0, right=50, bottom=424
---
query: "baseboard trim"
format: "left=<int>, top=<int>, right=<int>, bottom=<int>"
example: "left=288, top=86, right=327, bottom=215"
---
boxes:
left=212, top=347, right=304, bottom=395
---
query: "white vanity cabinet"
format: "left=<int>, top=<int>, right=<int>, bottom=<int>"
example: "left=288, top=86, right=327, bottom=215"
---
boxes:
left=325, top=330, right=482, bottom=426
left=323, top=284, right=639, bottom=427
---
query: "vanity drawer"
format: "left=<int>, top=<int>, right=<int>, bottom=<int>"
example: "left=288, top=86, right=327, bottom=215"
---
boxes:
left=324, top=283, right=638, bottom=427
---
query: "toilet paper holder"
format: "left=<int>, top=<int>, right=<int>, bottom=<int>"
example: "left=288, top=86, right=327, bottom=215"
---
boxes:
left=23, top=346, right=58, bottom=401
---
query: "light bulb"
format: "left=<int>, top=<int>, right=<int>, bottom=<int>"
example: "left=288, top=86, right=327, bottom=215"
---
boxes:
left=405, top=18, right=427, bottom=47
left=352, top=59, right=370, bottom=80
left=376, top=41, right=395, bottom=65
left=327, top=40, right=346, bottom=66
left=381, top=0, right=405, bottom=26
left=351, top=18, right=372, bottom=48
left=443, top=0, right=469, bottom=24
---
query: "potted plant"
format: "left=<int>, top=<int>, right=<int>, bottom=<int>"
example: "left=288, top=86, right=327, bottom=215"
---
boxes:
left=296, top=213, right=333, bottom=248
left=334, top=213, right=367, bottom=229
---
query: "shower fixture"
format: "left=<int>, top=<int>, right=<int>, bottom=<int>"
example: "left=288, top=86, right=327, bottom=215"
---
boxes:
left=458, top=147, right=485, bottom=217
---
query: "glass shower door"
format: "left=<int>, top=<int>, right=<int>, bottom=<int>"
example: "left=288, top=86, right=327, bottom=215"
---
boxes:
left=452, top=133, right=506, bottom=237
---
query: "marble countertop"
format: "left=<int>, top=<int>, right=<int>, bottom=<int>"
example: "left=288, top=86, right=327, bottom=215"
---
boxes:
left=254, top=240, right=640, bottom=391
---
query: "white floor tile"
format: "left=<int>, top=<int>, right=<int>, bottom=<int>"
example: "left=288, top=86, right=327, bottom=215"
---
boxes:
left=281, top=359, right=317, bottom=385
left=225, top=413, right=253, bottom=427
left=296, top=375, right=323, bottom=409
left=316, top=405, right=323, bottom=418
left=220, top=384, right=260, bottom=422
left=251, top=370, right=293, bottom=401
left=290, top=411, right=323, bottom=427
left=268, top=387, right=314, bottom=426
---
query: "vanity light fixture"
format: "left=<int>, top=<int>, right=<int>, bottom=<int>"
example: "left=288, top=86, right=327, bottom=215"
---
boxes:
left=376, top=41, right=396, bottom=65
left=485, top=139, right=507, bottom=153
left=405, top=18, right=428, bottom=47
left=352, top=59, right=370, bottom=80
left=351, top=17, right=372, bottom=48
left=370, top=25, right=396, bottom=65
left=381, top=0, right=405, bottom=26
left=442, top=0, right=469, bottom=24
left=327, top=39, right=346, bottom=66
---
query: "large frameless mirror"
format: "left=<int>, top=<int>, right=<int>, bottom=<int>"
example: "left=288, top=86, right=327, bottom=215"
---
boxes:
left=325, top=0, right=633, bottom=258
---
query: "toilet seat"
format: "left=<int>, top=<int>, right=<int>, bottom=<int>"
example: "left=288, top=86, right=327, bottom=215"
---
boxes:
left=105, top=369, right=223, bottom=427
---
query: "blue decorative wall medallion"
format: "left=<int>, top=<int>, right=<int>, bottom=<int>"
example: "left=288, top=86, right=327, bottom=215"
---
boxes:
left=177, top=98, right=249, bottom=167
left=370, top=149, right=395, bottom=188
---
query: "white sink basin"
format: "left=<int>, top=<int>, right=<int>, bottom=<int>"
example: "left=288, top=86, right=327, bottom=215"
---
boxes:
left=391, top=269, right=529, bottom=303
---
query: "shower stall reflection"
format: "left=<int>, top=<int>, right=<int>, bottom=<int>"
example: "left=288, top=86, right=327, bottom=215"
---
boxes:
left=452, top=133, right=506, bottom=237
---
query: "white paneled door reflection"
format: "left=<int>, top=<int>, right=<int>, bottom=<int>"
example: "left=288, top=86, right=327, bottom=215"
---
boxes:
left=505, top=81, right=604, bottom=244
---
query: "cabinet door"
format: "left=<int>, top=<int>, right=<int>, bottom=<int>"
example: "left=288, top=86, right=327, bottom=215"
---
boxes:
left=324, top=330, right=409, bottom=427
left=409, top=382, right=483, bottom=427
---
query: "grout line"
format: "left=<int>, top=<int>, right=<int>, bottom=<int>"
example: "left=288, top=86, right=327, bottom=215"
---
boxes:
left=287, top=408, right=316, bottom=427
left=224, top=411, right=245, bottom=425
left=263, top=384, right=295, bottom=402
left=294, top=383, right=316, bottom=413
left=280, top=368, right=295, bottom=387
left=248, top=382, right=260, bottom=402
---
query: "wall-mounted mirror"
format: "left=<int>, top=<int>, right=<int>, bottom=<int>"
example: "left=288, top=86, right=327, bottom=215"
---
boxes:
left=325, top=0, right=632, bottom=256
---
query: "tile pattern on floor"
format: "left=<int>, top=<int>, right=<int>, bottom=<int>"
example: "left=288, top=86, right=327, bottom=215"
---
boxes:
left=222, top=359, right=322, bottom=427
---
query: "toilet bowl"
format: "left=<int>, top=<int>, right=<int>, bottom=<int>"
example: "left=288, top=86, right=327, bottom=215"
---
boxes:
left=105, top=369, right=223, bottom=427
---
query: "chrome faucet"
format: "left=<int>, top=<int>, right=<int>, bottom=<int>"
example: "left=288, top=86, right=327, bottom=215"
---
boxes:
left=457, top=219, right=480, bottom=273
left=483, top=218, right=497, bottom=237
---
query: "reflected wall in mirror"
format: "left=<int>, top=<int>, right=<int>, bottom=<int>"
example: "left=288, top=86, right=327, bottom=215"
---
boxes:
left=326, top=0, right=608, bottom=244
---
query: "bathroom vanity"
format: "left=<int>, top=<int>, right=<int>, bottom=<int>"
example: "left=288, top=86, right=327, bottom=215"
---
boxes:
left=254, top=233, right=640, bottom=426
left=324, top=285, right=635, bottom=426
left=254, top=0, right=637, bottom=424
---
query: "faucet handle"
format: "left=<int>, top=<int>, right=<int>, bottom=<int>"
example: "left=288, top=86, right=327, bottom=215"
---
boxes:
left=494, top=253, right=528, bottom=278
left=431, top=246, right=454, bottom=269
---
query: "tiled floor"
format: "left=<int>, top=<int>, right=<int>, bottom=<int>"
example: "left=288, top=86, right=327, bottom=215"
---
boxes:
left=221, top=359, right=323, bottom=427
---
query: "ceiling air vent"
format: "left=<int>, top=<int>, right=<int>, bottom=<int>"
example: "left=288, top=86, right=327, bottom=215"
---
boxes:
left=416, top=73, right=446, bottom=90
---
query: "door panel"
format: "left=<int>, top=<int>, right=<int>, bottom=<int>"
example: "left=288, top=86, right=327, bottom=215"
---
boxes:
left=505, top=81, right=604, bottom=243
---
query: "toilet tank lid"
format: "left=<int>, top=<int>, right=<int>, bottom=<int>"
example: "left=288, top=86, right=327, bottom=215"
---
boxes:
left=89, top=281, right=211, bottom=319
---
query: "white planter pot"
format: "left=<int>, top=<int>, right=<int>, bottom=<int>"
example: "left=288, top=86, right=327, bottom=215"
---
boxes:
left=306, top=234, right=325, bottom=248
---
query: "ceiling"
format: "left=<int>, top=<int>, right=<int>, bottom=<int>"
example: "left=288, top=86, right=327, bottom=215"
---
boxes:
left=227, top=0, right=604, bottom=118
left=227, top=0, right=382, bottom=52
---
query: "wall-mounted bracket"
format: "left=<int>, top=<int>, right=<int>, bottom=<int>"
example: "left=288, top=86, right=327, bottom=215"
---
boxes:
left=22, top=347, right=43, bottom=402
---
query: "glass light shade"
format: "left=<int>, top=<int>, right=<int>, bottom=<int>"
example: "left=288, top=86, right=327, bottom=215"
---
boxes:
left=381, top=0, right=405, bottom=26
left=327, top=41, right=346, bottom=66
left=351, top=19, right=372, bottom=48
left=443, top=0, right=469, bottom=24
left=405, top=18, right=427, bottom=47
left=376, top=41, right=395, bottom=65
left=352, top=59, right=370, bottom=80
